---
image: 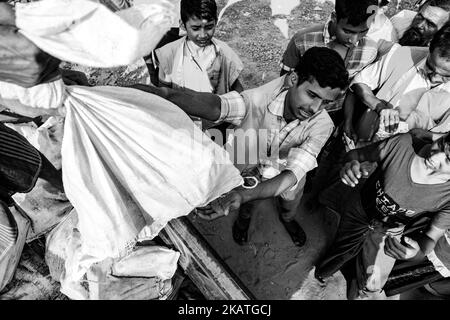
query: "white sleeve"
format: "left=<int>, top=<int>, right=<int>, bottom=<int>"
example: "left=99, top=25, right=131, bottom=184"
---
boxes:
left=407, top=91, right=450, bottom=132
left=351, top=44, right=401, bottom=90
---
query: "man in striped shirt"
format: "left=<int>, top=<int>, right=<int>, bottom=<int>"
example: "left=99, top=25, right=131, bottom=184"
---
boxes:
left=135, top=47, right=349, bottom=247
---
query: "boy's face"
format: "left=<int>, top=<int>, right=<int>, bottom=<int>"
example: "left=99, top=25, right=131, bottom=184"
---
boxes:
left=284, top=74, right=342, bottom=121
left=333, top=17, right=370, bottom=47
left=182, top=16, right=217, bottom=47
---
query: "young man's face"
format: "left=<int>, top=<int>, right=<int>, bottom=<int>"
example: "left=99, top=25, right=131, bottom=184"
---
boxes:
left=182, top=16, right=216, bottom=47
left=285, top=75, right=342, bottom=121
left=425, top=49, right=450, bottom=84
left=400, top=5, right=449, bottom=46
left=333, top=17, right=370, bottom=47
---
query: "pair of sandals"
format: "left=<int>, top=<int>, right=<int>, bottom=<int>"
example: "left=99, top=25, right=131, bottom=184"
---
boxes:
left=232, top=215, right=307, bottom=247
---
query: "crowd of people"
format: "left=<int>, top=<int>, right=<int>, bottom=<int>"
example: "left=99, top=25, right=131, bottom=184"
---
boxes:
left=0, top=0, right=450, bottom=299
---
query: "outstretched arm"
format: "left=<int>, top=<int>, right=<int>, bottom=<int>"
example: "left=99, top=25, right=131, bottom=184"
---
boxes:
left=130, top=84, right=222, bottom=122
left=197, top=170, right=297, bottom=220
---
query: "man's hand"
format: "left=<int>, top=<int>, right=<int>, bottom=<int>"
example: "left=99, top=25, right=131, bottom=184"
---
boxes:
left=196, top=189, right=244, bottom=221
left=0, top=26, right=61, bottom=88
left=379, top=108, right=400, bottom=133
left=340, top=160, right=370, bottom=187
left=384, top=236, right=421, bottom=260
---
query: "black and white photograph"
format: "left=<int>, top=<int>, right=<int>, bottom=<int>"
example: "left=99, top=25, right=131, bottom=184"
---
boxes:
left=0, top=0, right=449, bottom=308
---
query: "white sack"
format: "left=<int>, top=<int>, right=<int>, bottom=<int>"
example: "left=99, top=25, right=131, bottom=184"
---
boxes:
left=111, top=246, right=179, bottom=280
left=15, top=0, right=178, bottom=67
left=2, top=81, right=242, bottom=281
left=61, top=85, right=242, bottom=272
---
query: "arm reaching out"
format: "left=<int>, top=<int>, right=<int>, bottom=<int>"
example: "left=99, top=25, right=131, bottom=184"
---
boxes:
left=197, top=170, right=297, bottom=220
left=130, top=84, right=222, bottom=122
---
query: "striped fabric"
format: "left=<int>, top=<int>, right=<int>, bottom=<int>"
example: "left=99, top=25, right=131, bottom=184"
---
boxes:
left=0, top=220, right=17, bottom=261
left=280, top=22, right=379, bottom=112
left=0, top=122, right=41, bottom=196
left=281, top=22, right=379, bottom=79
left=216, top=91, right=248, bottom=126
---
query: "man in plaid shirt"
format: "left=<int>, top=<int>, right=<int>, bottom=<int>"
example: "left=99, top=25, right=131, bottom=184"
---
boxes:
left=136, top=47, right=349, bottom=247
left=281, top=0, right=388, bottom=115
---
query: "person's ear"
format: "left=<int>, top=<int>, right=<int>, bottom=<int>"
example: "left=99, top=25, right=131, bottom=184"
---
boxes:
left=286, top=71, right=299, bottom=87
left=331, top=12, right=337, bottom=24
left=180, top=19, right=186, bottom=31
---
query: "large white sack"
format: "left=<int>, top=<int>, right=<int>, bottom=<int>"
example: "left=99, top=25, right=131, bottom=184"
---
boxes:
left=15, top=0, right=178, bottom=68
left=0, top=79, right=243, bottom=281
left=61, top=85, right=242, bottom=271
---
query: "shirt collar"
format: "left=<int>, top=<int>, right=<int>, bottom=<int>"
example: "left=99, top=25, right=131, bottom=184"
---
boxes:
left=415, top=57, right=427, bottom=74
left=184, top=37, right=221, bottom=55
left=268, top=91, right=288, bottom=117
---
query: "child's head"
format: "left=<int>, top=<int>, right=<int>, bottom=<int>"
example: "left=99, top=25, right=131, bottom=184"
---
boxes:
left=332, top=0, right=378, bottom=47
left=180, top=0, right=218, bottom=47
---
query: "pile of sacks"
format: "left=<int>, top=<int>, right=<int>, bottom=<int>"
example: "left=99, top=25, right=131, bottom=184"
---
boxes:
left=1, top=0, right=243, bottom=299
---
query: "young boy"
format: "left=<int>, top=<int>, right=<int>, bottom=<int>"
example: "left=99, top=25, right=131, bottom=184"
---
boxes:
left=154, top=0, right=243, bottom=94
left=281, top=0, right=381, bottom=86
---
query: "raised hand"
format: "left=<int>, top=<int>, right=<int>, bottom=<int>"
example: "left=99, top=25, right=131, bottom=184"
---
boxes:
left=340, top=160, right=370, bottom=187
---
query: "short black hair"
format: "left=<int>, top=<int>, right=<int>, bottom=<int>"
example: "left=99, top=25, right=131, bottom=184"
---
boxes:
left=294, top=47, right=349, bottom=91
left=421, top=0, right=450, bottom=13
left=335, top=0, right=379, bottom=26
left=430, top=22, right=450, bottom=57
left=180, top=0, right=218, bottom=25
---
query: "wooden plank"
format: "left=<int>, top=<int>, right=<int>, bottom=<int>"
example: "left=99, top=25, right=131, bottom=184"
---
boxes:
left=159, top=216, right=255, bottom=300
